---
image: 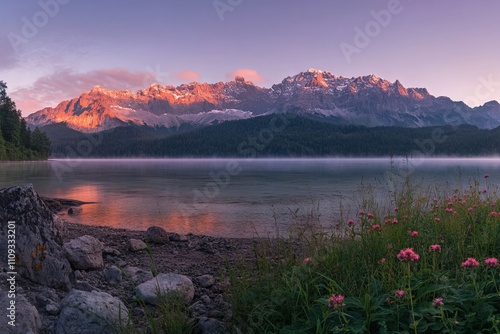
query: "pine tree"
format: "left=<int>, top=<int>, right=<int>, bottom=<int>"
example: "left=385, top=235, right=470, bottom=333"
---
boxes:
left=0, top=128, right=6, bottom=160
left=0, top=80, right=51, bottom=160
left=31, top=127, right=51, bottom=158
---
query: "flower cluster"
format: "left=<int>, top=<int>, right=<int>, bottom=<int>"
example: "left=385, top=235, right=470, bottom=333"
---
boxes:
left=429, top=244, right=441, bottom=253
left=484, top=257, right=499, bottom=268
left=328, top=294, right=345, bottom=310
left=394, top=290, right=405, bottom=298
left=432, top=297, right=444, bottom=307
left=303, top=257, right=312, bottom=265
left=397, top=248, right=420, bottom=262
left=461, top=257, right=480, bottom=268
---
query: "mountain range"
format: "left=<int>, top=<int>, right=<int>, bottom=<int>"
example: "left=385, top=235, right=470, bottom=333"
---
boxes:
left=26, top=69, right=500, bottom=132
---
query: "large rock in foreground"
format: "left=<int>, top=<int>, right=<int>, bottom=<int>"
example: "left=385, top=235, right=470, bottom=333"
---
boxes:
left=0, top=289, right=41, bottom=334
left=64, top=235, right=104, bottom=270
left=0, top=184, right=72, bottom=289
left=135, top=273, right=195, bottom=305
left=56, top=289, right=128, bottom=334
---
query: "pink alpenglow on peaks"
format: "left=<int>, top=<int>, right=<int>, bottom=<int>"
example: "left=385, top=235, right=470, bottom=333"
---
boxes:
left=397, top=248, right=420, bottom=262
left=461, top=258, right=480, bottom=268
left=484, top=258, right=498, bottom=268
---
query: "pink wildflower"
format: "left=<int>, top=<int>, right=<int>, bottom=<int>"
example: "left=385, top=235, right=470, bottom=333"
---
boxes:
left=484, top=174, right=490, bottom=179
left=409, top=231, right=418, bottom=237
left=432, top=297, right=444, bottom=307
left=372, top=224, right=381, bottom=231
left=397, top=248, right=420, bottom=262
left=380, top=258, right=386, bottom=264
left=394, top=290, right=405, bottom=298
left=434, top=217, right=441, bottom=222
left=429, top=244, right=441, bottom=253
left=394, top=207, right=399, bottom=212
left=358, top=210, right=365, bottom=216
left=484, top=258, right=499, bottom=268
left=303, top=257, right=312, bottom=265
left=461, top=257, right=480, bottom=268
left=392, top=218, right=398, bottom=224
left=482, top=189, right=488, bottom=193
left=347, top=219, right=355, bottom=226
left=367, top=213, right=374, bottom=219
left=328, top=294, right=345, bottom=310
left=467, top=207, right=473, bottom=212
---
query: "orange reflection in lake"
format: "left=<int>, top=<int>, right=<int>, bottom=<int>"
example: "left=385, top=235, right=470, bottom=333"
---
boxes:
left=54, top=184, right=225, bottom=235
left=54, top=184, right=100, bottom=203
left=162, top=211, right=219, bottom=236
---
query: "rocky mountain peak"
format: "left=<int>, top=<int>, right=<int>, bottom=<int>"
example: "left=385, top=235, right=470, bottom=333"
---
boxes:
left=25, top=69, right=500, bottom=131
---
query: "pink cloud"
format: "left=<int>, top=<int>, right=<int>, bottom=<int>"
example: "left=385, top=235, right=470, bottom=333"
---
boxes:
left=225, top=68, right=265, bottom=83
left=174, top=70, right=201, bottom=82
left=11, top=68, right=165, bottom=116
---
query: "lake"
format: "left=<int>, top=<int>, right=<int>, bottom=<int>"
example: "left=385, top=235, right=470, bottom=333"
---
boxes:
left=0, top=158, right=497, bottom=237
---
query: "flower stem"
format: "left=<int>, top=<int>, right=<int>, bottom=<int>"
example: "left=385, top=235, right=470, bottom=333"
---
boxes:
left=407, top=262, right=418, bottom=334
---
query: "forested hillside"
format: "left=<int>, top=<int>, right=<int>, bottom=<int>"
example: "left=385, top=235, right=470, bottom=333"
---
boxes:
left=0, top=81, right=50, bottom=160
left=46, top=114, right=500, bottom=158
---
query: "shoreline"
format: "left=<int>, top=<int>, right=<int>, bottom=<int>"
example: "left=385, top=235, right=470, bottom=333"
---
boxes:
left=5, top=193, right=257, bottom=333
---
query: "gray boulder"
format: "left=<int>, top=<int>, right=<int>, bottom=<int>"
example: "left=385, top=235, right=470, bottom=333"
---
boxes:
left=56, top=289, right=128, bottom=334
left=145, top=226, right=170, bottom=244
left=197, top=316, right=227, bottom=334
left=67, top=207, right=82, bottom=215
left=105, top=265, right=122, bottom=284
left=128, top=238, right=147, bottom=252
left=123, top=266, right=153, bottom=284
left=135, top=273, right=195, bottom=304
left=197, top=274, right=215, bottom=288
left=64, top=235, right=104, bottom=270
left=0, top=291, right=41, bottom=334
left=0, top=184, right=72, bottom=289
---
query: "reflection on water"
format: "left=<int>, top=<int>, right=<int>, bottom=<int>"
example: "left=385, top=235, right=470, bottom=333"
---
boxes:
left=0, top=158, right=498, bottom=237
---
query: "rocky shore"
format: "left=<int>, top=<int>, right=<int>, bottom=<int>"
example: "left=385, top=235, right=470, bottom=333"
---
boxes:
left=0, top=184, right=257, bottom=334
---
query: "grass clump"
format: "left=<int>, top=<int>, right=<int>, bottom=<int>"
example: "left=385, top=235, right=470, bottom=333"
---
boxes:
left=229, top=173, right=500, bottom=333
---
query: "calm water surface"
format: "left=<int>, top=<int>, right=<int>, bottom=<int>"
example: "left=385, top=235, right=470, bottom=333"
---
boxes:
left=0, top=158, right=498, bottom=237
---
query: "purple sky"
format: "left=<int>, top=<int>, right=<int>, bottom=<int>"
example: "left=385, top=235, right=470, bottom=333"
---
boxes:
left=1, top=0, right=499, bottom=116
